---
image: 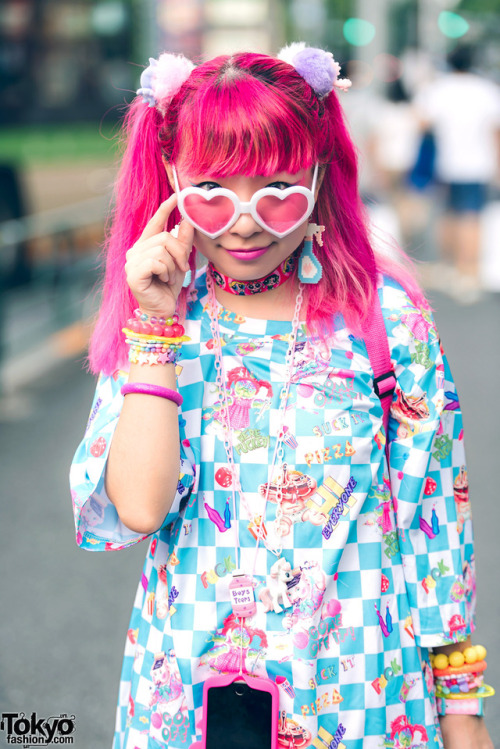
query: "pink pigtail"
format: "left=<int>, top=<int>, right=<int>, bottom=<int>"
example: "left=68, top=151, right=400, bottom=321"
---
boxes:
left=88, top=100, right=177, bottom=374
left=302, top=91, right=378, bottom=335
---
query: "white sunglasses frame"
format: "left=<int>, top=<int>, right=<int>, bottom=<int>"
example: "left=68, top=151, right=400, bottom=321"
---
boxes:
left=172, top=163, right=319, bottom=239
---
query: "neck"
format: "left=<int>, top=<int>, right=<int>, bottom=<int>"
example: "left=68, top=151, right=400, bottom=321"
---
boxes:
left=208, top=250, right=301, bottom=321
left=210, top=272, right=301, bottom=321
left=209, top=250, right=298, bottom=297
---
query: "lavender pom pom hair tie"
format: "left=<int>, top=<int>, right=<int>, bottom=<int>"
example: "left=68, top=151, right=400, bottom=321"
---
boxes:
left=277, top=42, right=352, bottom=96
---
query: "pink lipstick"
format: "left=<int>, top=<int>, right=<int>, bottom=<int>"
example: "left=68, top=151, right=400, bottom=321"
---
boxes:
left=225, top=247, right=270, bottom=261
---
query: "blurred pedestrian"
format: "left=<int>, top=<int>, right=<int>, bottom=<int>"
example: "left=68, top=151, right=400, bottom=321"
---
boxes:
left=70, top=43, right=493, bottom=748
left=366, top=79, right=423, bottom=247
left=415, top=45, right=500, bottom=303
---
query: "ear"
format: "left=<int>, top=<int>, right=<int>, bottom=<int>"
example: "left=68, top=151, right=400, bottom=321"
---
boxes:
left=315, top=165, right=326, bottom=200
left=162, top=155, right=175, bottom=190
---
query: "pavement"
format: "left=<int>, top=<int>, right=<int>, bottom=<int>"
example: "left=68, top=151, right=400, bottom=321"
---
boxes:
left=0, top=287, right=499, bottom=747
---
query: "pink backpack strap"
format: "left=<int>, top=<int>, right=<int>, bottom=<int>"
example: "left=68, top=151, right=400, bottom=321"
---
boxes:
left=361, top=289, right=396, bottom=438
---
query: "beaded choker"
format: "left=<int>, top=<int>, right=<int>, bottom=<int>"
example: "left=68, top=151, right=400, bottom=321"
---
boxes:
left=209, top=250, right=298, bottom=296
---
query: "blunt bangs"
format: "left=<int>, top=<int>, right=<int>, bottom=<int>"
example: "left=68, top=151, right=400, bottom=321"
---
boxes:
left=172, top=66, right=318, bottom=178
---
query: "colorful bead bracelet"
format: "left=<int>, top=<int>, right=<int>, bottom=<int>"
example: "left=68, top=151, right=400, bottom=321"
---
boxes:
left=123, top=309, right=189, bottom=365
left=126, top=309, right=186, bottom=338
left=431, top=645, right=495, bottom=716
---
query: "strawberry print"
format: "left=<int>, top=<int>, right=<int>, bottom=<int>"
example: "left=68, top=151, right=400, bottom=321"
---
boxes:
left=424, top=477, right=437, bottom=496
left=90, top=436, right=106, bottom=457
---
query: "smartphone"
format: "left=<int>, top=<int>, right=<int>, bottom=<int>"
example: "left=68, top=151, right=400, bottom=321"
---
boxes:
left=191, top=673, right=279, bottom=749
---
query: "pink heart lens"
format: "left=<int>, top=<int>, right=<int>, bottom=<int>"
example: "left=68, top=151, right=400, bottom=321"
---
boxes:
left=256, top=193, right=310, bottom=234
left=183, top=193, right=236, bottom=235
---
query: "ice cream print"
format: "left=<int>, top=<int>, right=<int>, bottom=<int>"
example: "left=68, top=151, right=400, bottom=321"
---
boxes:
left=69, top=42, right=491, bottom=749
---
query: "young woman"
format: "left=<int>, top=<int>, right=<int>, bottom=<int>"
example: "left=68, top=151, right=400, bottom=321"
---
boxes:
left=70, top=45, right=494, bottom=748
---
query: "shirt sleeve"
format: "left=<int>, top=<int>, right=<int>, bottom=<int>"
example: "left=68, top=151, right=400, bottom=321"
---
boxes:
left=381, top=281, right=476, bottom=647
left=69, top=370, right=196, bottom=551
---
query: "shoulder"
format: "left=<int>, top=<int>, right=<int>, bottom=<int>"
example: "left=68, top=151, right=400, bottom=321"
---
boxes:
left=376, top=275, right=438, bottom=348
left=377, top=275, right=419, bottom=314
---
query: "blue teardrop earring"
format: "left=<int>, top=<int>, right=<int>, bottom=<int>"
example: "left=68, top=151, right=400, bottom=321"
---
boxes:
left=298, top=222, right=325, bottom=284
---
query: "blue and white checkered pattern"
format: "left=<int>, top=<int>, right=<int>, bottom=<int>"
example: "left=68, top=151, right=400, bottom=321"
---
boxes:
left=70, top=273, right=475, bottom=748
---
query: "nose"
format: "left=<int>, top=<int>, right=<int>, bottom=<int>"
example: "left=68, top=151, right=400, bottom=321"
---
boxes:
left=228, top=208, right=262, bottom=238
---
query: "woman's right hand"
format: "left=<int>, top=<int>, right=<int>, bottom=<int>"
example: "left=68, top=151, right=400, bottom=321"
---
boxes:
left=125, top=194, right=194, bottom=318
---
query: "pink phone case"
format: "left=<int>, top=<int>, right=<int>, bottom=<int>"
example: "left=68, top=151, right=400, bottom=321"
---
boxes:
left=190, top=672, right=279, bottom=749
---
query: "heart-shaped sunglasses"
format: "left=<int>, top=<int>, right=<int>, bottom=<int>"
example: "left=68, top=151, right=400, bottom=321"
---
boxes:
left=172, top=164, right=319, bottom=239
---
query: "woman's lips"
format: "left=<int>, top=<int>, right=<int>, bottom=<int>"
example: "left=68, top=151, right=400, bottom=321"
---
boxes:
left=224, top=247, right=270, bottom=260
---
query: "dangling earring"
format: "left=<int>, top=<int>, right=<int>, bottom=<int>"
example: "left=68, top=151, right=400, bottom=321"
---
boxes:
left=298, top=223, right=325, bottom=284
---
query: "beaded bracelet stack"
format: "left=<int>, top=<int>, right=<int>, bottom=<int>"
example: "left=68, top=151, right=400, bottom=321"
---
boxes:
left=431, top=645, right=495, bottom=716
left=122, top=309, right=189, bottom=365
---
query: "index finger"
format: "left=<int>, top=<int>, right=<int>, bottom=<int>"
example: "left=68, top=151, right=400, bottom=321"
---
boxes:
left=139, top=194, right=178, bottom=241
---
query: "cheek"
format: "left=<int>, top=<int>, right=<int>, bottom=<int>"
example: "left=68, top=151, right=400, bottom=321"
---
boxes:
left=285, top=220, right=309, bottom=249
left=193, top=232, right=216, bottom=259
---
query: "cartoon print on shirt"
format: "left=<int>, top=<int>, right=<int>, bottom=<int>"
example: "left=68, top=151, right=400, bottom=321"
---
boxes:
left=235, top=340, right=264, bottom=357
left=313, top=371, right=359, bottom=409
left=81, top=495, right=105, bottom=528
left=282, top=561, right=328, bottom=631
left=278, top=711, right=312, bottom=749
left=311, top=724, right=346, bottom=749
left=391, top=389, right=430, bottom=430
left=273, top=563, right=354, bottom=660
left=205, top=330, right=235, bottom=350
left=453, top=465, right=471, bottom=532
left=384, top=715, right=429, bottom=748
left=410, top=340, right=435, bottom=371
left=462, top=555, right=476, bottom=623
left=443, top=389, right=460, bottom=412
left=419, top=506, right=440, bottom=539
left=153, top=563, right=172, bottom=619
left=305, top=475, right=358, bottom=540
left=290, top=335, right=332, bottom=385
left=225, top=366, right=273, bottom=428
left=202, top=365, right=273, bottom=431
left=149, top=651, right=184, bottom=709
left=148, top=651, right=191, bottom=746
left=421, top=658, right=436, bottom=707
left=446, top=613, right=467, bottom=643
left=204, top=497, right=232, bottom=532
left=234, top=428, right=270, bottom=454
left=374, top=601, right=394, bottom=637
left=398, top=675, right=416, bottom=704
left=200, top=612, right=268, bottom=676
left=363, top=478, right=398, bottom=555
left=388, top=304, right=437, bottom=346
left=258, top=465, right=323, bottom=543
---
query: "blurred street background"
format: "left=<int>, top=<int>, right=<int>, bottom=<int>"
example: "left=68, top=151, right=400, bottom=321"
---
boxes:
left=1, top=0, right=499, bottom=746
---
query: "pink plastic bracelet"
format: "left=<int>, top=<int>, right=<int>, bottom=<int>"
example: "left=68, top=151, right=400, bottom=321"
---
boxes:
left=121, top=383, right=183, bottom=405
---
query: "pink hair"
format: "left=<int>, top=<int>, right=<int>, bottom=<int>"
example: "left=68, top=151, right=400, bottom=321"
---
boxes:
left=89, top=51, right=426, bottom=374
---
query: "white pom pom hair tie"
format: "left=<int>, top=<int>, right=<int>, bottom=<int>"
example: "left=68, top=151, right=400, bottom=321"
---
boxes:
left=137, top=53, right=195, bottom=114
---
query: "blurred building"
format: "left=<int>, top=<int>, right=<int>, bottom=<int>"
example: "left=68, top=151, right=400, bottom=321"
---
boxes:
left=0, top=0, right=139, bottom=126
left=0, top=0, right=285, bottom=128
